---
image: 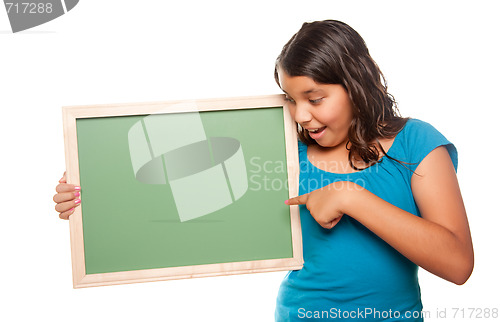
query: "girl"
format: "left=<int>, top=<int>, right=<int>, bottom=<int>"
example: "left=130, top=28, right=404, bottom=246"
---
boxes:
left=274, top=20, right=473, bottom=321
left=54, top=20, right=473, bottom=321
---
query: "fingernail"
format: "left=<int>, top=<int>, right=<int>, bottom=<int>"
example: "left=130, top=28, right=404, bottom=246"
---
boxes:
left=74, top=186, right=81, bottom=191
left=74, top=198, right=81, bottom=204
left=74, top=192, right=80, bottom=198
left=69, top=208, right=75, bottom=212
left=284, top=200, right=289, bottom=205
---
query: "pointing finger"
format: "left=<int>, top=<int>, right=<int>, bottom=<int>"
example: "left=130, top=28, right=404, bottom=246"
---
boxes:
left=285, top=193, right=309, bottom=206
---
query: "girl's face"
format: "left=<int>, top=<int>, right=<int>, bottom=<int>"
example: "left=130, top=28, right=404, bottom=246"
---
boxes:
left=277, top=69, right=354, bottom=149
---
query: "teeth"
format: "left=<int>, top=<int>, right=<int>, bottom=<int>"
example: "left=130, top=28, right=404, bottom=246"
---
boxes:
left=308, top=128, right=322, bottom=133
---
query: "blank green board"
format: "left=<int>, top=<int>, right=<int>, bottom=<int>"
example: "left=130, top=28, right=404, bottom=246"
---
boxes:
left=76, top=107, right=293, bottom=274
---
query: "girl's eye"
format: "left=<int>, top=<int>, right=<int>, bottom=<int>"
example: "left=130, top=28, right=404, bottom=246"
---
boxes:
left=309, top=98, right=323, bottom=104
left=284, top=96, right=295, bottom=104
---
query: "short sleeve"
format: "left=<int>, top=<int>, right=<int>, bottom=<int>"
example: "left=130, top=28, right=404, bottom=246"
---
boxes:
left=405, top=119, right=458, bottom=173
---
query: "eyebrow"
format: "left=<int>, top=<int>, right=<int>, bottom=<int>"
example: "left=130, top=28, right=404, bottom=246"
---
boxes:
left=303, top=89, right=323, bottom=94
left=282, top=88, right=324, bottom=95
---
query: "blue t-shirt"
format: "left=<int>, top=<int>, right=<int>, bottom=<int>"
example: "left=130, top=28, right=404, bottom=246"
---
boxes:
left=275, top=118, right=458, bottom=321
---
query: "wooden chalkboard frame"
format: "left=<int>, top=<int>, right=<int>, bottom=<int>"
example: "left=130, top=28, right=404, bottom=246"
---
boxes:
left=63, top=94, right=302, bottom=288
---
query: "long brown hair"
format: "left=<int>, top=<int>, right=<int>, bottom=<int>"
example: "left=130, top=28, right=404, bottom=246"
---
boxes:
left=275, top=20, right=412, bottom=171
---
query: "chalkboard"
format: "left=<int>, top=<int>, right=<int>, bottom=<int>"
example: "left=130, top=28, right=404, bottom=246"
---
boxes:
left=62, top=95, right=302, bottom=288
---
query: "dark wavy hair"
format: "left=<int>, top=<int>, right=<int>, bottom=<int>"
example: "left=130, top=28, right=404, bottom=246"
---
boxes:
left=275, top=20, right=412, bottom=171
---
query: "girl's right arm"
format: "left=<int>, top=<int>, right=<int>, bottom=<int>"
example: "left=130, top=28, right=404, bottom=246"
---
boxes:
left=53, top=171, right=81, bottom=220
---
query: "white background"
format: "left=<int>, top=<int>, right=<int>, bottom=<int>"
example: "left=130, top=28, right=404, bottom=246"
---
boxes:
left=1, top=0, right=499, bottom=321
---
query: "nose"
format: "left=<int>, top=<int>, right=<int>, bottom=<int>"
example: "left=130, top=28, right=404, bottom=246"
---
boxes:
left=293, top=102, right=312, bottom=124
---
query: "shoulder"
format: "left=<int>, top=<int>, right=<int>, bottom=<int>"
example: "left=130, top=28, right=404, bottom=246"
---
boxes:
left=400, top=118, right=458, bottom=173
left=401, top=118, right=438, bottom=136
left=298, top=139, right=308, bottom=153
left=401, top=118, right=451, bottom=146
left=297, top=139, right=309, bottom=164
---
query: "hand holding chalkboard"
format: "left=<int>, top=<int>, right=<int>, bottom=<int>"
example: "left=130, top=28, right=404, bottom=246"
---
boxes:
left=53, top=171, right=81, bottom=220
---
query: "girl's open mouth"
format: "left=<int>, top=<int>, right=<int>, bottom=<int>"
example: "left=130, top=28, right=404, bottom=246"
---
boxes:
left=308, top=126, right=327, bottom=140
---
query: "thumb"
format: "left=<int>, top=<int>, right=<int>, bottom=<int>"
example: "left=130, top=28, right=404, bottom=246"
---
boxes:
left=59, top=171, right=67, bottom=183
left=285, top=193, right=309, bottom=206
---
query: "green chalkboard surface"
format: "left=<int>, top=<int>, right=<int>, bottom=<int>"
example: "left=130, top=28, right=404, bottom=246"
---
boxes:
left=63, top=95, right=302, bottom=288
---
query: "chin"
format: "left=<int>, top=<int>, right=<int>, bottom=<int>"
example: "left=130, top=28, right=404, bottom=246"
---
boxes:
left=315, top=137, right=345, bottom=149
left=315, top=140, right=333, bottom=148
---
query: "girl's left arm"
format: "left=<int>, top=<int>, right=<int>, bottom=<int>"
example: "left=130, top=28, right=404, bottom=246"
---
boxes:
left=287, top=146, right=474, bottom=284
left=345, top=146, right=474, bottom=284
